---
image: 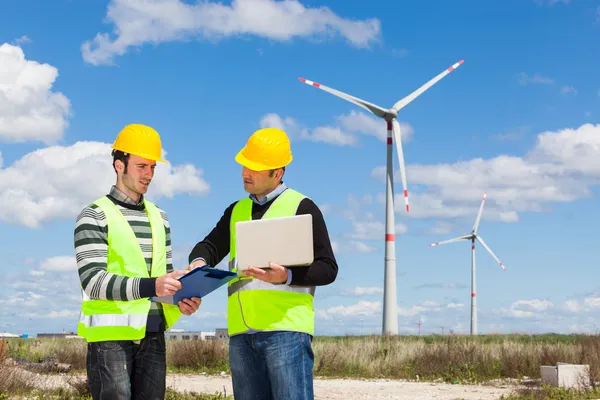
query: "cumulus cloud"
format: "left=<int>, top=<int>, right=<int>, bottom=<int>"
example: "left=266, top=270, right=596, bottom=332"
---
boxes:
left=82, top=0, right=381, bottom=65
left=0, top=43, right=71, bottom=144
left=260, top=111, right=413, bottom=147
left=371, top=123, right=600, bottom=222
left=0, top=141, right=210, bottom=227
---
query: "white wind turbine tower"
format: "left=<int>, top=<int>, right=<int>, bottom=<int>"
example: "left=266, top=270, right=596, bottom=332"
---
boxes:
left=429, top=192, right=507, bottom=335
left=299, top=60, right=464, bottom=335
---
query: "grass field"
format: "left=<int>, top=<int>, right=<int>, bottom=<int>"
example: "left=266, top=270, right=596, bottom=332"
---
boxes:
left=2, top=333, right=600, bottom=399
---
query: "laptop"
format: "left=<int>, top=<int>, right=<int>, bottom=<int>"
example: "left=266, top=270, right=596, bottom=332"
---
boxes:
left=234, top=214, right=314, bottom=271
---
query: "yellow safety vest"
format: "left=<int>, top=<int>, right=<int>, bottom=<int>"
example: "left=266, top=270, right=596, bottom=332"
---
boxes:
left=227, top=188, right=315, bottom=336
left=77, top=196, right=181, bottom=342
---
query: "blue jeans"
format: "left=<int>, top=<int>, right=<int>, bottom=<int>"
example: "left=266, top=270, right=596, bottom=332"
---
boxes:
left=229, top=331, right=314, bottom=400
left=86, top=332, right=166, bottom=400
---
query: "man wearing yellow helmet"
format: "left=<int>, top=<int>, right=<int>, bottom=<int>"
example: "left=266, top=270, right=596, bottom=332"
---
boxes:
left=188, top=127, right=338, bottom=400
left=74, top=124, right=202, bottom=400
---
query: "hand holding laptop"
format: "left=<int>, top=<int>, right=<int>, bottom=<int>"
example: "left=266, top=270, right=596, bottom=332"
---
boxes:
left=243, top=262, right=288, bottom=283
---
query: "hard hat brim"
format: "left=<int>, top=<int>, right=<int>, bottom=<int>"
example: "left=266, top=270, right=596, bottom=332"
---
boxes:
left=235, top=149, right=290, bottom=171
left=111, top=145, right=168, bottom=163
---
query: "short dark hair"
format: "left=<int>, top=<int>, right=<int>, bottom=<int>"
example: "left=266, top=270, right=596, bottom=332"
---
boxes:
left=269, top=166, right=285, bottom=180
left=112, top=150, right=130, bottom=173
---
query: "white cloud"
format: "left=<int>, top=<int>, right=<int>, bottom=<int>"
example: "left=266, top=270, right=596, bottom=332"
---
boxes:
left=561, top=85, right=577, bottom=95
left=414, top=282, right=467, bottom=290
left=336, top=110, right=413, bottom=143
left=317, top=300, right=381, bottom=319
left=533, top=0, right=572, bottom=5
left=447, top=303, right=464, bottom=309
left=259, top=111, right=413, bottom=147
left=40, top=256, right=76, bottom=272
left=512, top=299, right=554, bottom=311
left=331, top=240, right=376, bottom=254
left=518, top=72, right=555, bottom=86
left=82, top=0, right=381, bottom=65
left=398, top=305, right=427, bottom=317
left=427, top=221, right=453, bottom=235
left=342, top=287, right=383, bottom=296
left=371, top=123, right=600, bottom=222
left=0, top=141, right=210, bottom=227
left=12, top=36, right=32, bottom=46
left=0, top=43, right=71, bottom=144
left=565, top=299, right=581, bottom=312
left=502, top=298, right=554, bottom=319
left=317, top=299, right=445, bottom=321
left=584, top=297, right=600, bottom=309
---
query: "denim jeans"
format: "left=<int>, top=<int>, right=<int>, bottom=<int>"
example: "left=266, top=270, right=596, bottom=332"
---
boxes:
left=229, top=331, right=314, bottom=400
left=86, top=332, right=166, bottom=400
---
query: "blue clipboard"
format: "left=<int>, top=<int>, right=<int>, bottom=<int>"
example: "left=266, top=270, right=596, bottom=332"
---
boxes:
left=150, top=265, right=237, bottom=305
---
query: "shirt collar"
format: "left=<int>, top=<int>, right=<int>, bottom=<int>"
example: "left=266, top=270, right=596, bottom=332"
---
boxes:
left=250, top=182, right=287, bottom=205
left=110, top=185, right=144, bottom=206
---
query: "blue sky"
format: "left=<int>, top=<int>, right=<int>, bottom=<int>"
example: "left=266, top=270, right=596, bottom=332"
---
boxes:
left=1, top=0, right=600, bottom=337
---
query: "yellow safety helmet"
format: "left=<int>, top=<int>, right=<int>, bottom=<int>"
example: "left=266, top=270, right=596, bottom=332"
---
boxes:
left=111, top=124, right=166, bottom=163
left=235, top=128, right=293, bottom=171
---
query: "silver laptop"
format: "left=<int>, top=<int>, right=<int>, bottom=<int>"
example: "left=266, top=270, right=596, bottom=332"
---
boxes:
left=234, top=214, right=314, bottom=271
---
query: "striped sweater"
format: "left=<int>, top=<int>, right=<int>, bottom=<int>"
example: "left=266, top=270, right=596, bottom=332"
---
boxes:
left=74, top=185, right=173, bottom=332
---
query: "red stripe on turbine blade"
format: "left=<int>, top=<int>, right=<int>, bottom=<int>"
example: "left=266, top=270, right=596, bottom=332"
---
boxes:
left=298, top=78, right=306, bottom=82
left=472, top=293, right=476, bottom=298
left=385, top=234, right=395, bottom=242
left=313, top=83, right=320, bottom=88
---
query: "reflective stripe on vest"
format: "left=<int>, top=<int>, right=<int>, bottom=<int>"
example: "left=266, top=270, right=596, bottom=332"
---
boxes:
left=227, top=188, right=315, bottom=336
left=77, top=196, right=181, bottom=342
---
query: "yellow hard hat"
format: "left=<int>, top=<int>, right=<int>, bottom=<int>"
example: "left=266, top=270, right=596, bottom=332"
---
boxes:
left=111, top=124, right=166, bottom=163
left=235, top=128, right=293, bottom=171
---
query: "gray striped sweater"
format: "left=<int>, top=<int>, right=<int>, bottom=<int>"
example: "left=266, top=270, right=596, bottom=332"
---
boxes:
left=74, top=185, right=173, bottom=332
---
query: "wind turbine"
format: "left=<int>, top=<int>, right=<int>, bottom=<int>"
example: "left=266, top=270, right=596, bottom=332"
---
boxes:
left=429, top=192, right=507, bottom=335
left=299, top=60, right=464, bottom=335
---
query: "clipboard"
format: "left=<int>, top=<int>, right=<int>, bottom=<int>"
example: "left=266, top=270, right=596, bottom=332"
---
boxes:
left=150, top=265, right=237, bottom=304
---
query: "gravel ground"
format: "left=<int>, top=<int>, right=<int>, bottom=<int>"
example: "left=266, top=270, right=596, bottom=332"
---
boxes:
left=168, top=374, right=516, bottom=400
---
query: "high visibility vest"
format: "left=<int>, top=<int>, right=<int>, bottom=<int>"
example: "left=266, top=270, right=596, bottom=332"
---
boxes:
left=77, top=196, right=181, bottom=342
left=227, top=188, right=315, bottom=336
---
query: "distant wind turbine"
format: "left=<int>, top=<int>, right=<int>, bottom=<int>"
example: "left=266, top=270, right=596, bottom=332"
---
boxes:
left=429, top=192, right=507, bottom=335
left=299, top=60, right=464, bottom=335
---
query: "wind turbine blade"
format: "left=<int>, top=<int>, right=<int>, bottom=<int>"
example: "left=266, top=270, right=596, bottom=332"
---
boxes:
left=298, top=77, right=389, bottom=118
left=391, top=60, right=464, bottom=113
left=391, top=119, right=409, bottom=212
left=472, top=192, right=487, bottom=233
left=429, top=234, right=472, bottom=247
left=475, top=235, right=506, bottom=271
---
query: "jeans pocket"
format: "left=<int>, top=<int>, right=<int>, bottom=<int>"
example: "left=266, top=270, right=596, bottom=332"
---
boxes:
left=97, top=340, right=123, bottom=352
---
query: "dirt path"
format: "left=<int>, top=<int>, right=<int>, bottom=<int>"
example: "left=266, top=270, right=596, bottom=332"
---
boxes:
left=168, top=374, right=516, bottom=400
left=7, top=366, right=517, bottom=400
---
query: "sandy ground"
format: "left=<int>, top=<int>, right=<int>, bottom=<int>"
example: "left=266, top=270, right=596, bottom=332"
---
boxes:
left=10, top=367, right=517, bottom=400
left=168, top=374, right=515, bottom=400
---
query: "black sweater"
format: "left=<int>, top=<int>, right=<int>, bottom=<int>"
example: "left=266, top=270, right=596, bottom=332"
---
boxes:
left=188, top=196, right=338, bottom=287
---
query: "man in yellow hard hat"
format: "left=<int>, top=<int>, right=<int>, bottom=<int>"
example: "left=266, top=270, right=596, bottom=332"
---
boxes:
left=74, top=123, right=202, bottom=400
left=187, top=127, right=338, bottom=400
